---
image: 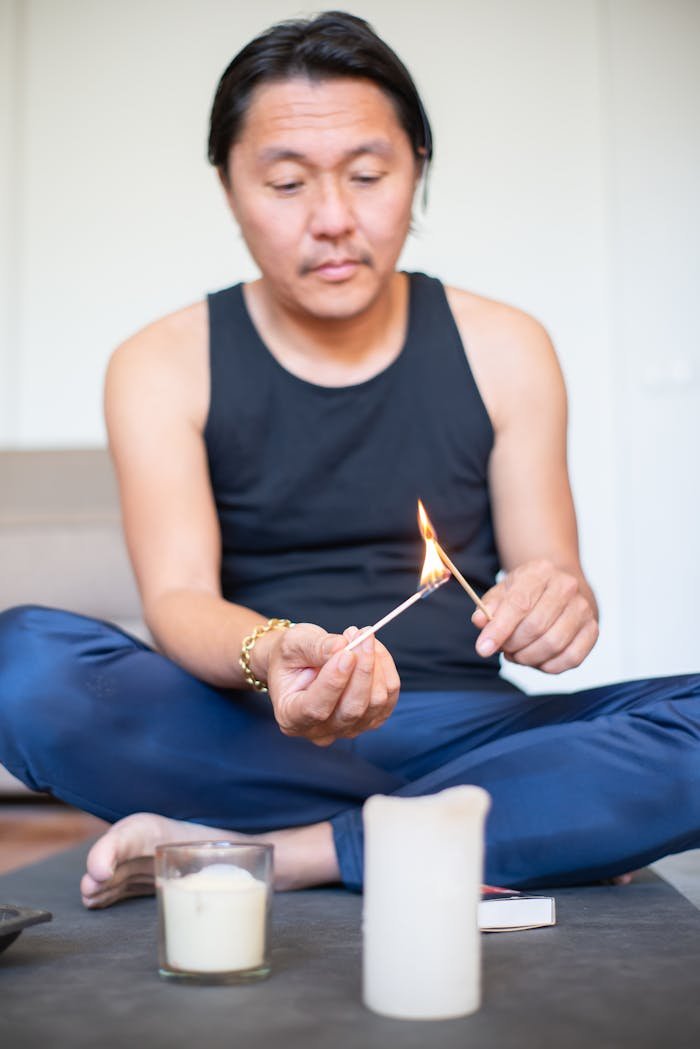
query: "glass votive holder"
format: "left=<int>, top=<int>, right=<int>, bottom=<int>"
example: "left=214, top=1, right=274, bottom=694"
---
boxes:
left=155, top=841, right=273, bottom=984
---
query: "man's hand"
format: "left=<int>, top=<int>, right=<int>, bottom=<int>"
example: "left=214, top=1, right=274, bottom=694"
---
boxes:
left=471, top=559, right=599, bottom=674
left=259, top=623, right=401, bottom=746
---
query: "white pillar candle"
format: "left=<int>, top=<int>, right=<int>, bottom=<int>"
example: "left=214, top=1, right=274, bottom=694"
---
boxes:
left=159, top=864, right=267, bottom=973
left=362, top=785, right=491, bottom=1020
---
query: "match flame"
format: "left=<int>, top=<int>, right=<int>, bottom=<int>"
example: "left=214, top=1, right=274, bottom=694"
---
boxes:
left=417, top=500, right=450, bottom=588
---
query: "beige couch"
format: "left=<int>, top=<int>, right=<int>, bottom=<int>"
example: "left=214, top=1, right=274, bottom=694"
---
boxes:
left=0, top=449, right=146, bottom=792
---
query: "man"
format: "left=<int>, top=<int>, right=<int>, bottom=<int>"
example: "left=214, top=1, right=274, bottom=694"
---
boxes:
left=0, top=12, right=698, bottom=908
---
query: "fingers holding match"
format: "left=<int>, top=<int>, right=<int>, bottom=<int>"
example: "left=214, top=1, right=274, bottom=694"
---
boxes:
left=269, top=622, right=401, bottom=745
left=310, top=627, right=398, bottom=741
left=469, top=561, right=598, bottom=672
left=327, top=627, right=377, bottom=726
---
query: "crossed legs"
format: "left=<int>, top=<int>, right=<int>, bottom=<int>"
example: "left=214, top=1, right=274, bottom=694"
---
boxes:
left=1, top=605, right=699, bottom=907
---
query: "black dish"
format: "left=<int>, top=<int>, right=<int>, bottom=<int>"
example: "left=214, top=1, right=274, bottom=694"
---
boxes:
left=0, top=905, right=53, bottom=954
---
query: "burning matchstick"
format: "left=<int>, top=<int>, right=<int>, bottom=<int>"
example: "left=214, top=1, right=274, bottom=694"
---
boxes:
left=418, top=501, right=493, bottom=621
left=345, top=576, right=449, bottom=652
left=433, top=546, right=493, bottom=621
left=346, top=505, right=451, bottom=650
left=344, top=500, right=493, bottom=653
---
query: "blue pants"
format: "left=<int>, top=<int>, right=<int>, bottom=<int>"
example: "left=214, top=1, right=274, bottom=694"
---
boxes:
left=1, top=605, right=699, bottom=890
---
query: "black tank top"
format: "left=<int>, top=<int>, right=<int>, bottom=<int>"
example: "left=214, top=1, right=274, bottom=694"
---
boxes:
left=205, top=272, right=500, bottom=690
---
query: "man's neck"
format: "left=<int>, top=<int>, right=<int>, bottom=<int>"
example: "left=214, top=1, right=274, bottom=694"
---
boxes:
left=243, top=272, right=409, bottom=388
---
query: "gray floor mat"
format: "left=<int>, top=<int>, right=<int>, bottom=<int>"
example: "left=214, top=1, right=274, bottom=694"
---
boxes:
left=1, top=842, right=699, bottom=1049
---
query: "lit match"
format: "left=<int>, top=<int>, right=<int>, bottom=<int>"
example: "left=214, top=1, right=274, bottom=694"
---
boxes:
left=417, top=500, right=493, bottom=621
left=345, top=505, right=451, bottom=651
left=345, top=577, right=449, bottom=651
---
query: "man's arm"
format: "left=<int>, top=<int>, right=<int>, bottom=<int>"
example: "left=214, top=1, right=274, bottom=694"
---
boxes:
left=104, top=306, right=399, bottom=742
left=447, top=289, right=599, bottom=674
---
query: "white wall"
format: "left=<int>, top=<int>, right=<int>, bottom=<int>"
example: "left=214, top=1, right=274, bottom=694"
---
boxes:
left=0, top=0, right=20, bottom=445
left=603, top=0, right=700, bottom=679
left=0, top=0, right=698, bottom=690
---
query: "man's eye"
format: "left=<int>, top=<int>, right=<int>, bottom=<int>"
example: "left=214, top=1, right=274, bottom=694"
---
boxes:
left=272, top=181, right=303, bottom=194
left=351, top=173, right=383, bottom=185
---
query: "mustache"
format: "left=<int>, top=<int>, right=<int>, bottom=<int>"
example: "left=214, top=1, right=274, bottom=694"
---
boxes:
left=299, top=251, right=373, bottom=276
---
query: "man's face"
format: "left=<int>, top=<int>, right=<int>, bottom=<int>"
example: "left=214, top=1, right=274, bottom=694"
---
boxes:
left=223, top=76, right=421, bottom=320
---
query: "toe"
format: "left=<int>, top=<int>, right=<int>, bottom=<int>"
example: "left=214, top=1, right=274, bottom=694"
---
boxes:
left=85, top=835, right=117, bottom=883
left=85, top=811, right=160, bottom=883
left=80, top=871, right=102, bottom=898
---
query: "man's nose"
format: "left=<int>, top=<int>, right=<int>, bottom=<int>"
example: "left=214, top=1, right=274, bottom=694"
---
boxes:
left=308, top=178, right=356, bottom=239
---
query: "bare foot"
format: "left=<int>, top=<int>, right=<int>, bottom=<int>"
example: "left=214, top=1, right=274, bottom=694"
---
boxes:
left=80, top=811, right=340, bottom=909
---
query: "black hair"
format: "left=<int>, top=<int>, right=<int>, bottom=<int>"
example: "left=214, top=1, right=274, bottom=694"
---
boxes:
left=207, top=10, right=433, bottom=193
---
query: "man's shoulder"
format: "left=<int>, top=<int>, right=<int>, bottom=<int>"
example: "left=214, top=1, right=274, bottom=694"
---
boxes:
left=444, top=285, right=551, bottom=356
left=106, top=301, right=209, bottom=428
left=442, top=285, right=563, bottom=429
left=111, top=301, right=208, bottom=372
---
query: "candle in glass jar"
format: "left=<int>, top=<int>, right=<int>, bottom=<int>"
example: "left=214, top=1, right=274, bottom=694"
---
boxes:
left=159, top=865, right=267, bottom=974
left=362, top=785, right=491, bottom=1020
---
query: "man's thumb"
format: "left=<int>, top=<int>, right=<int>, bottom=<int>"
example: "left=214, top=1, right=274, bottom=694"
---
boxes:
left=285, top=626, right=344, bottom=666
left=317, top=633, right=344, bottom=664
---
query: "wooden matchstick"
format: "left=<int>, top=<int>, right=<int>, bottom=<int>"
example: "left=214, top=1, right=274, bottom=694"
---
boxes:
left=345, top=576, right=449, bottom=651
left=434, top=542, right=493, bottom=621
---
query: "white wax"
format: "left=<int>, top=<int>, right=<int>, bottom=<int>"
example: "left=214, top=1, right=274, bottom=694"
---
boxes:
left=362, top=785, right=491, bottom=1020
left=159, top=864, right=267, bottom=973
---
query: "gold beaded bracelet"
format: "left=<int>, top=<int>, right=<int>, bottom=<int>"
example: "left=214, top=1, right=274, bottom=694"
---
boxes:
left=239, top=618, right=294, bottom=693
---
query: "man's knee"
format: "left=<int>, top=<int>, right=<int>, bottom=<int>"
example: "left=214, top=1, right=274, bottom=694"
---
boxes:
left=0, top=606, right=57, bottom=787
left=0, top=606, right=56, bottom=718
left=0, top=604, right=85, bottom=680
left=0, top=604, right=108, bottom=733
left=0, top=603, right=130, bottom=652
left=0, top=604, right=128, bottom=791
left=0, top=602, right=53, bottom=635
left=0, top=604, right=55, bottom=678
left=0, top=603, right=97, bottom=653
